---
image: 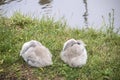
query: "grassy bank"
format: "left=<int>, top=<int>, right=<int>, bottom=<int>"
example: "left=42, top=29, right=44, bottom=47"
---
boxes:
left=0, top=13, right=120, bottom=80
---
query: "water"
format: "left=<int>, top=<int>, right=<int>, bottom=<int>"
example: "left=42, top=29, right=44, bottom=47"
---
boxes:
left=0, top=0, right=120, bottom=29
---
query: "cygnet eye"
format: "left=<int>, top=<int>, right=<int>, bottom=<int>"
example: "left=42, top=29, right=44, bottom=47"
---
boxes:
left=77, top=42, right=81, bottom=45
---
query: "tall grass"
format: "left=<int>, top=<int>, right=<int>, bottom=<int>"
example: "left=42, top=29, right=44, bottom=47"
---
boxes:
left=0, top=13, right=120, bottom=80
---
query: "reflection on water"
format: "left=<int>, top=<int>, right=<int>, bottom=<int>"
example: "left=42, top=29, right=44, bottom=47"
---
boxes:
left=0, top=0, right=13, bottom=5
left=0, top=0, right=120, bottom=30
left=83, top=0, right=88, bottom=27
left=39, top=0, right=52, bottom=5
left=39, top=0, right=53, bottom=15
left=0, top=0, right=21, bottom=5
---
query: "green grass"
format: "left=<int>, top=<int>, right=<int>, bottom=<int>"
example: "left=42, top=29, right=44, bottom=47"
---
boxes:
left=0, top=13, right=120, bottom=80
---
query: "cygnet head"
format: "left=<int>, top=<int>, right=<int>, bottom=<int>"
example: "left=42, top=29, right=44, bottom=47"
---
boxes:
left=20, top=40, right=42, bottom=56
left=63, top=39, right=86, bottom=51
left=63, top=39, right=77, bottom=51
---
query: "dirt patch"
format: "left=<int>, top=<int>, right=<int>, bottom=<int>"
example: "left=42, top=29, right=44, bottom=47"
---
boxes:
left=0, top=64, right=39, bottom=80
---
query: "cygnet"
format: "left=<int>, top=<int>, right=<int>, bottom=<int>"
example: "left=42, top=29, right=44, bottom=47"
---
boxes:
left=20, top=40, right=52, bottom=67
left=60, top=39, right=87, bottom=67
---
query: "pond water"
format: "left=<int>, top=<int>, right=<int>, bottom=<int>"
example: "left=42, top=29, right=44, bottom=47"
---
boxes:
left=0, top=0, right=120, bottom=30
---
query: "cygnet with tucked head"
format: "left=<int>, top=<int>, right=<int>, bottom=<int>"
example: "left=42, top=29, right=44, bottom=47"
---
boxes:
left=20, top=40, right=52, bottom=67
left=60, top=39, right=87, bottom=67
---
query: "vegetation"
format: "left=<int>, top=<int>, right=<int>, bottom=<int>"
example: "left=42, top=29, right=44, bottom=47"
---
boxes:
left=0, top=13, right=120, bottom=80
